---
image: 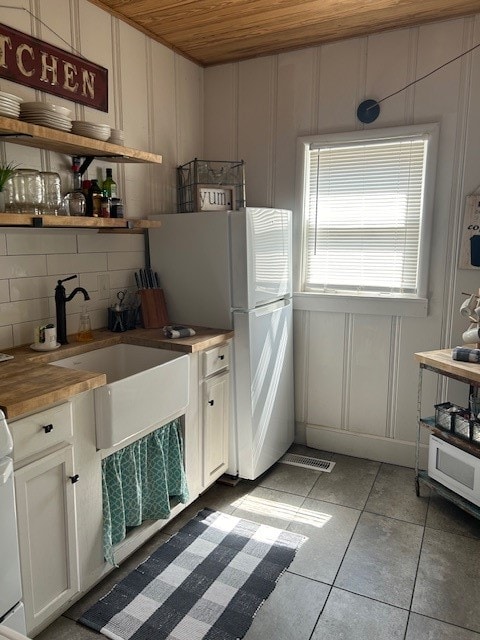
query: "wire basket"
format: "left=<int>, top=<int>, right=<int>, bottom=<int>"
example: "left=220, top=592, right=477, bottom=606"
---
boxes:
left=177, top=158, right=246, bottom=213
left=434, top=402, right=468, bottom=432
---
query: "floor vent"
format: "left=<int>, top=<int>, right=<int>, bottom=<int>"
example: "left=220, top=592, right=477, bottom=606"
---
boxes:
left=279, top=453, right=335, bottom=473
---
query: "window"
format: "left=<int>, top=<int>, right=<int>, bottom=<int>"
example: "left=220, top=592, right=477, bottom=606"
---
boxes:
left=297, top=124, right=438, bottom=305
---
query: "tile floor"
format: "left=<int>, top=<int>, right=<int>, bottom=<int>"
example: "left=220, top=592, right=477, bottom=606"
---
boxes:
left=36, top=445, right=480, bottom=640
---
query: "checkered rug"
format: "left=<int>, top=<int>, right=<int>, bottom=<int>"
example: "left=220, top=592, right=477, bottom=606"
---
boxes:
left=79, top=508, right=306, bottom=640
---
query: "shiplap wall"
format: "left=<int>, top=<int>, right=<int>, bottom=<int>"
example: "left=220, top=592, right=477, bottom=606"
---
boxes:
left=204, top=15, right=480, bottom=467
left=0, top=0, right=203, bottom=348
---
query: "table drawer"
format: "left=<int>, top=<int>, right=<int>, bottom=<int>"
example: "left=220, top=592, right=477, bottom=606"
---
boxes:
left=12, top=403, right=73, bottom=463
left=203, top=343, right=230, bottom=378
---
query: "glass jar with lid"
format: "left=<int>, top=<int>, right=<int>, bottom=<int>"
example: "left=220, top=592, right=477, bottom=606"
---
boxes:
left=10, top=169, right=43, bottom=214
left=40, top=171, right=61, bottom=215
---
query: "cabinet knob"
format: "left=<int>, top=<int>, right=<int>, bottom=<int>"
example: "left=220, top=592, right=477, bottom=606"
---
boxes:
left=218, top=354, right=225, bottom=360
left=208, top=399, right=215, bottom=406
left=43, top=424, right=54, bottom=433
left=70, top=474, right=80, bottom=484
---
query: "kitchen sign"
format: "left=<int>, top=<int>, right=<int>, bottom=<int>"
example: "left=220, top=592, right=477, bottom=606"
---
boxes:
left=196, top=185, right=236, bottom=211
left=0, top=23, right=108, bottom=112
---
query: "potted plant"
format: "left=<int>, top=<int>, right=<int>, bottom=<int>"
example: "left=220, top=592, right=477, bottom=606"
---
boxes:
left=0, top=161, right=18, bottom=212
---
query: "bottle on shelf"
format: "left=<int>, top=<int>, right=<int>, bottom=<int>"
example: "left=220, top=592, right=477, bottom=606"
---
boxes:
left=89, top=179, right=102, bottom=217
left=102, top=168, right=117, bottom=198
left=62, top=158, right=86, bottom=216
left=82, top=179, right=92, bottom=216
left=100, top=192, right=110, bottom=218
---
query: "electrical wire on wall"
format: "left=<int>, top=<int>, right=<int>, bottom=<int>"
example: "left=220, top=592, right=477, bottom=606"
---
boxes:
left=0, top=5, right=86, bottom=58
left=357, top=40, right=480, bottom=123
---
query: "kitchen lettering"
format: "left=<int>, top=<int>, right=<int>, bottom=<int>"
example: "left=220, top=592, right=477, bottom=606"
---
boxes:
left=0, top=35, right=95, bottom=98
left=0, top=23, right=108, bottom=111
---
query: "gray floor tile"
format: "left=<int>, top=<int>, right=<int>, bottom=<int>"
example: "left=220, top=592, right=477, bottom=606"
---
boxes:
left=232, top=485, right=304, bottom=528
left=161, top=481, right=252, bottom=535
left=311, top=588, right=409, bottom=640
left=198, top=479, right=255, bottom=513
left=244, top=572, right=329, bottom=640
left=259, top=461, right=321, bottom=496
left=308, top=454, right=380, bottom=509
left=365, top=463, right=430, bottom=525
left=334, top=511, right=423, bottom=608
left=406, top=613, right=480, bottom=639
left=426, top=494, right=480, bottom=539
left=412, top=527, right=480, bottom=632
left=36, top=616, right=98, bottom=640
left=287, top=497, right=361, bottom=584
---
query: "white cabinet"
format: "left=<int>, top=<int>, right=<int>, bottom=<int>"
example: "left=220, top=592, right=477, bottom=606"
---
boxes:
left=14, top=445, right=79, bottom=634
left=203, top=371, right=230, bottom=486
left=200, top=343, right=231, bottom=488
left=11, top=402, right=80, bottom=636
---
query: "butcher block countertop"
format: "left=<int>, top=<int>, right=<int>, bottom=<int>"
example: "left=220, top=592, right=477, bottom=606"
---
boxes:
left=415, top=347, right=480, bottom=385
left=0, top=326, right=234, bottom=419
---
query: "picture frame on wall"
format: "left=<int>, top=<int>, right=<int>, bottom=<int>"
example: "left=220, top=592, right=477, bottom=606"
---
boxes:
left=459, top=195, right=480, bottom=269
left=195, top=185, right=237, bottom=212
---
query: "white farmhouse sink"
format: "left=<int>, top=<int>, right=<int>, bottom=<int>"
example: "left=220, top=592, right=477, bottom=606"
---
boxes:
left=51, top=344, right=189, bottom=449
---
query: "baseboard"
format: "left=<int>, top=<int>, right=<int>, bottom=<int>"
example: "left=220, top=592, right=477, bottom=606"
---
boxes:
left=294, top=420, right=307, bottom=445
left=305, top=424, right=428, bottom=469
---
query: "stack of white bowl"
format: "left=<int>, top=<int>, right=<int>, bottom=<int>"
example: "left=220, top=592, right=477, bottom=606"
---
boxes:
left=20, top=102, right=72, bottom=131
left=108, top=128, right=125, bottom=145
left=71, top=120, right=111, bottom=141
left=0, top=91, right=23, bottom=118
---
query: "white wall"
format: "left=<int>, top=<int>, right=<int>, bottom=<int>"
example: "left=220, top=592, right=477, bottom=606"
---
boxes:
left=204, top=15, right=480, bottom=467
left=0, top=0, right=203, bottom=348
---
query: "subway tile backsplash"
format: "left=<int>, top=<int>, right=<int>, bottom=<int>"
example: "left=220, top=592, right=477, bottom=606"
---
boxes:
left=0, top=229, right=145, bottom=349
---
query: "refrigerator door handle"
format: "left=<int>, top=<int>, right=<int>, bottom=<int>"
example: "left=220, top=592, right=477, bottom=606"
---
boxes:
left=252, top=298, right=291, bottom=317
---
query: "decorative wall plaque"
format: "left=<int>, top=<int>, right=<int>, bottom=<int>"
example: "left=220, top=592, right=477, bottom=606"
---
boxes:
left=0, top=22, right=108, bottom=112
left=196, top=185, right=236, bottom=211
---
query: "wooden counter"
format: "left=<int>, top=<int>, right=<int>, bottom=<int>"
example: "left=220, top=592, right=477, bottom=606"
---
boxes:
left=415, top=346, right=480, bottom=386
left=0, top=326, right=234, bottom=419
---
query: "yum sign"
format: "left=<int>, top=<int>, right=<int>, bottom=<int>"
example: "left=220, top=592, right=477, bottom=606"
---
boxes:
left=0, top=23, right=108, bottom=112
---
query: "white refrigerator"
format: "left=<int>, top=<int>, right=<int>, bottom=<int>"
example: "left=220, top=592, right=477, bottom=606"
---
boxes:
left=148, top=208, right=294, bottom=480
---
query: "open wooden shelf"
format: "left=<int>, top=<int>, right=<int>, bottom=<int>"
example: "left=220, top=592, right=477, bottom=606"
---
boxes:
left=417, top=470, right=480, bottom=518
left=0, top=115, right=162, bottom=164
left=0, top=212, right=161, bottom=230
left=420, top=416, right=480, bottom=460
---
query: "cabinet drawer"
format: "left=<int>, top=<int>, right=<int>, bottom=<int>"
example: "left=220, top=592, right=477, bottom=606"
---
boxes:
left=203, top=343, right=230, bottom=378
left=12, top=403, right=73, bottom=463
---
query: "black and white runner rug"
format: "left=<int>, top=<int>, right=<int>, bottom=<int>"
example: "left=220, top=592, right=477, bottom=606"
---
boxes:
left=79, top=508, right=306, bottom=640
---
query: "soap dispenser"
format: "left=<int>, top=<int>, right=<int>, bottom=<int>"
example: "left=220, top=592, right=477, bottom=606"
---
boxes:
left=77, top=306, right=93, bottom=342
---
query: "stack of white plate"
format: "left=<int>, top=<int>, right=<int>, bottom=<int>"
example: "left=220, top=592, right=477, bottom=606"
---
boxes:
left=108, top=128, right=125, bottom=145
left=0, top=90, right=23, bottom=118
left=71, top=120, right=111, bottom=141
left=20, top=102, right=72, bottom=131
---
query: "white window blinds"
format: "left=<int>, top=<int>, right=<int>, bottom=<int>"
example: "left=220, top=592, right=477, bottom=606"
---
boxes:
left=303, top=135, right=428, bottom=295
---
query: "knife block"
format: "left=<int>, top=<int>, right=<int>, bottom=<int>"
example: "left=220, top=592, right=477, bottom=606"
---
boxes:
left=139, top=289, right=169, bottom=329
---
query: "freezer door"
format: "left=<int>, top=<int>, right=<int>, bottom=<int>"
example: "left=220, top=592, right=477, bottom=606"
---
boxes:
left=230, top=208, right=292, bottom=310
left=232, top=299, right=294, bottom=480
left=148, top=213, right=232, bottom=329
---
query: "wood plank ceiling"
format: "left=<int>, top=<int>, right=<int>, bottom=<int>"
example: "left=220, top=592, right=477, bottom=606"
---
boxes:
left=88, top=0, right=480, bottom=66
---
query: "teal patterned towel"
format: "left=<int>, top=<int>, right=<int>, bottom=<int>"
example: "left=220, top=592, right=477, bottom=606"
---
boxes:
left=102, top=419, right=189, bottom=565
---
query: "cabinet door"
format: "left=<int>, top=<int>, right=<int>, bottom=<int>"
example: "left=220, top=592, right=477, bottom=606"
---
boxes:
left=15, top=446, right=79, bottom=634
left=203, top=372, right=230, bottom=487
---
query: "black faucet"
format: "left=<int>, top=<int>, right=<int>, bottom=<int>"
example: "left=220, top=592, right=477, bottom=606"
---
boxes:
left=55, top=275, right=90, bottom=344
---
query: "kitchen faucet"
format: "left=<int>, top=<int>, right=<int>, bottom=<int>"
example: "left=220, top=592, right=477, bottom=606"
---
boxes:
left=55, top=275, right=90, bottom=344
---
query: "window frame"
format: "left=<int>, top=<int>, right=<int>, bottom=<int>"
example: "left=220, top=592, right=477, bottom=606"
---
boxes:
left=294, top=123, right=439, bottom=318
